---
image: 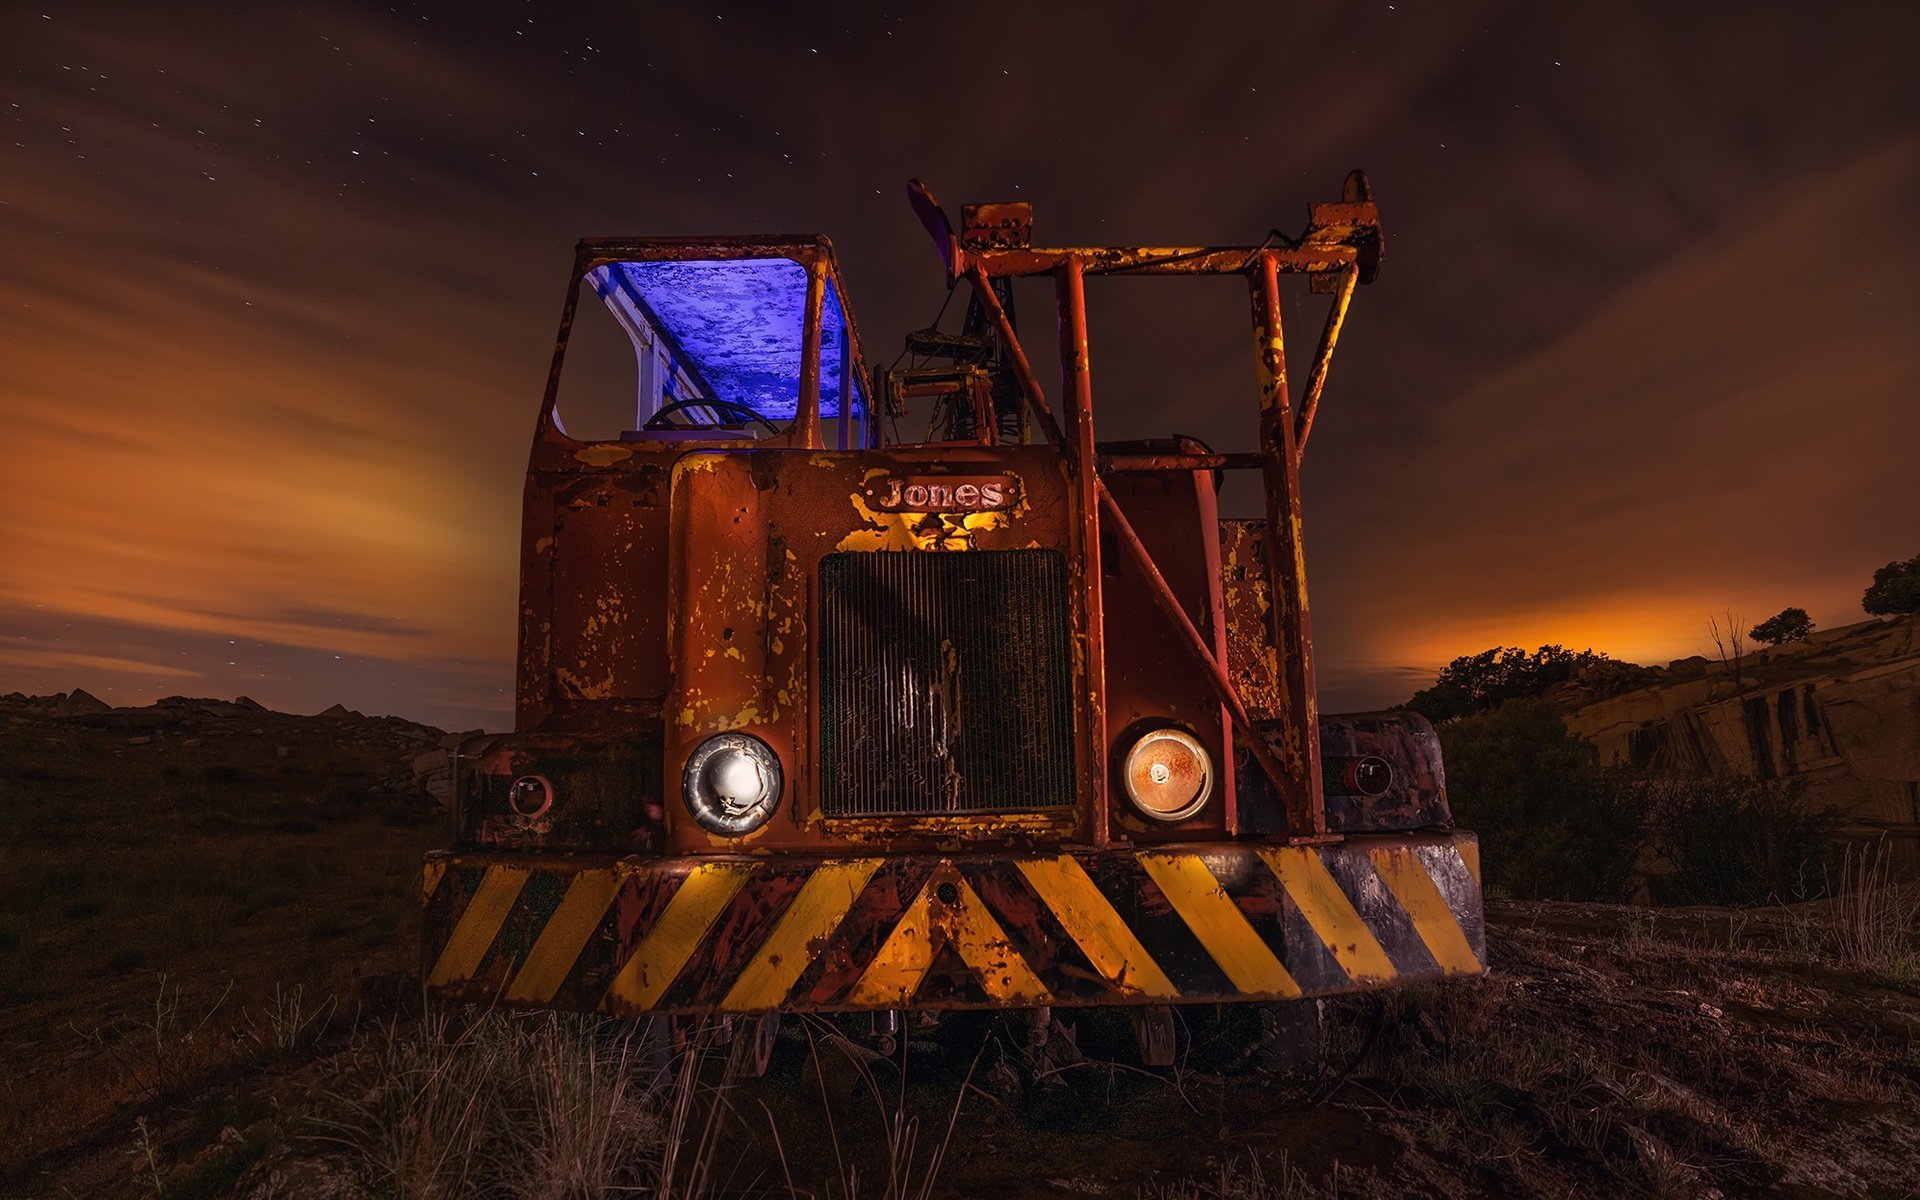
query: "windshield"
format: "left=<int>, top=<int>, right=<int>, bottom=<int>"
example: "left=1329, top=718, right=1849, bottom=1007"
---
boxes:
left=566, top=256, right=867, bottom=446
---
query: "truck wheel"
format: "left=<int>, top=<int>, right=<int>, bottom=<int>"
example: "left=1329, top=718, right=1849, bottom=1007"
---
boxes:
left=730, top=1011, right=780, bottom=1078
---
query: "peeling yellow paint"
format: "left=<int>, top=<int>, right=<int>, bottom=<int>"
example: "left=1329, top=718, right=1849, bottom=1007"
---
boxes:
left=574, top=444, right=634, bottom=467
left=554, top=664, right=616, bottom=701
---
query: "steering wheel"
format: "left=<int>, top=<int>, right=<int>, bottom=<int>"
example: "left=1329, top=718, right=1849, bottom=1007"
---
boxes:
left=642, top=397, right=780, bottom=435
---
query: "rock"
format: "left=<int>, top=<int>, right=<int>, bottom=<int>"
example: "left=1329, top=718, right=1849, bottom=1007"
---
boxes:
left=127, top=735, right=151, bottom=746
left=234, top=695, right=267, bottom=712
left=56, top=688, right=112, bottom=717
left=412, top=749, right=455, bottom=808
left=181, top=738, right=202, bottom=748
left=1566, top=612, right=1920, bottom=834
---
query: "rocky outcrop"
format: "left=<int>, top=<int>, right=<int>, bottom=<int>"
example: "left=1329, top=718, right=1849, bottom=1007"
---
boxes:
left=1563, top=615, right=1920, bottom=834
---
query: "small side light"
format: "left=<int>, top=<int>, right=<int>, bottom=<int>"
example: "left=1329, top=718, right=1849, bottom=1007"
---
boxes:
left=682, top=733, right=783, bottom=836
left=509, top=774, right=554, bottom=818
left=1345, top=755, right=1394, bottom=797
left=1122, top=727, right=1213, bottom=823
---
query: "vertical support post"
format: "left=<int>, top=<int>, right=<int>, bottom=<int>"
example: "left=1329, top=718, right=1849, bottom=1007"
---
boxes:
left=1057, top=259, right=1109, bottom=847
left=796, top=256, right=827, bottom=450
left=836, top=314, right=853, bottom=451
left=1189, top=464, right=1238, bottom=834
left=1250, top=253, right=1325, bottom=837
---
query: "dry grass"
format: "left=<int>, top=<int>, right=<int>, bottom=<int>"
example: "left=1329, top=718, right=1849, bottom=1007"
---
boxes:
left=315, top=1011, right=677, bottom=1199
left=783, top=1020, right=978, bottom=1200
left=0, top=715, right=440, bottom=1176
left=303, top=1011, right=985, bottom=1200
left=1137, top=1152, right=1331, bottom=1200
left=1832, top=836, right=1920, bottom=980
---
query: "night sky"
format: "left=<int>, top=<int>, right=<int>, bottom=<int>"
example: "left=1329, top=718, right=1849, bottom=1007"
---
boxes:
left=3, top=2, right=1916, bottom=731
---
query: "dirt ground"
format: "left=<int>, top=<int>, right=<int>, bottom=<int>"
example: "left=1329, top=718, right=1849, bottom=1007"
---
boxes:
left=5, top=698, right=1919, bottom=1199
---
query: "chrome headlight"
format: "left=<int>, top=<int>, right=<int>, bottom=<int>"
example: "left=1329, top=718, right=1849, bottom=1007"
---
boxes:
left=1121, top=727, right=1213, bottom=823
left=682, top=733, right=782, bottom=836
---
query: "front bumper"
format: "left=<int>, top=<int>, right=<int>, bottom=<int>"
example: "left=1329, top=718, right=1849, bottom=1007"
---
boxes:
left=422, top=831, right=1483, bottom=1015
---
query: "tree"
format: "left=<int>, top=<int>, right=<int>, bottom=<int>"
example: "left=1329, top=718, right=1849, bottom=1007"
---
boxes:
left=1863, top=554, right=1920, bottom=616
left=1750, top=606, right=1813, bottom=646
left=1707, top=610, right=1747, bottom=689
left=1405, top=644, right=1616, bottom=723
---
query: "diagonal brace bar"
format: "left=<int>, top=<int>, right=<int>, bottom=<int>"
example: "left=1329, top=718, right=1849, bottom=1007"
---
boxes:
left=1294, top=265, right=1357, bottom=457
left=1095, top=479, right=1296, bottom=801
left=965, top=264, right=1070, bottom=453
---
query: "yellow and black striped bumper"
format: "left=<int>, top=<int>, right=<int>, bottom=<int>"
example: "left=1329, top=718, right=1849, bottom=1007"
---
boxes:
left=422, top=832, right=1483, bottom=1014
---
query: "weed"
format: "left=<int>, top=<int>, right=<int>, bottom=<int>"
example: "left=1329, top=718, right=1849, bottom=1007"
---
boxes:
left=245, top=984, right=337, bottom=1055
left=1139, top=1151, right=1324, bottom=1199
left=1618, top=908, right=1658, bottom=953
left=1832, top=837, right=1920, bottom=981
left=784, top=1017, right=980, bottom=1200
left=316, top=1010, right=692, bottom=1199
left=76, top=975, right=234, bottom=1100
left=510, top=1014, right=665, bottom=1199
left=315, top=1012, right=503, bottom=1198
left=130, top=1117, right=165, bottom=1196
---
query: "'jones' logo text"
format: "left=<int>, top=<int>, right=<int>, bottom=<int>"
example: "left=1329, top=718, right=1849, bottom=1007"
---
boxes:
left=865, top=474, right=1020, bottom=513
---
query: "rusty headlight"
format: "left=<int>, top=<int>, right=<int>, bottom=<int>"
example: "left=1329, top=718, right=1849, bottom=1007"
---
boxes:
left=1122, top=727, right=1213, bottom=823
left=682, top=733, right=782, bottom=836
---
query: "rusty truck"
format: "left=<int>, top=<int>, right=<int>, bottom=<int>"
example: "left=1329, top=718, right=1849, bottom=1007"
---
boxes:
left=422, top=173, right=1484, bottom=1070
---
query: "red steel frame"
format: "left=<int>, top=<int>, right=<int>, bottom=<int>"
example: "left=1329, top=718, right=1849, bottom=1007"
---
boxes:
left=916, top=175, right=1381, bottom=842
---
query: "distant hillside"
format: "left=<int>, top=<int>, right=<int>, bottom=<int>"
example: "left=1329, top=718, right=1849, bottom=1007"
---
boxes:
left=0, top=690, right=469, bottom=808
left=1558, top=614, right=1920, bottom=836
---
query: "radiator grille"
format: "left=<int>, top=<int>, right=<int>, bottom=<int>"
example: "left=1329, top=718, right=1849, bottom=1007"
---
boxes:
left=818, top=549, right=1077, bottom=817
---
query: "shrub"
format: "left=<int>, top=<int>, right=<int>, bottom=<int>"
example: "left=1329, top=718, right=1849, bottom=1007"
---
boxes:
left=1437, top=700, right=1648, bottom=902
left=1643, top=775, right=1838, bottom=906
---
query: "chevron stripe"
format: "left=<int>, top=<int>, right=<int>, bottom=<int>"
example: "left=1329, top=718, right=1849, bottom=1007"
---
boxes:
left=427, top=866, right=529, bottom=987
left=1135, top=852, right=1301, bottom=997
left=1368, top=845, right=1481, bottom=975
left=505, top=867, right=624, bottom=1003
left=1016, top=855, right=1178, bottom=999
left=1456, top=839, right=1482, bottom=886
left=723, top=859, right=881, bottom=1011
left=850, top=866, right=1050, bottom=1006
left=604, top=862, right=752, bottom=1011
left=1258, top=846, right=1397, bottom=985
